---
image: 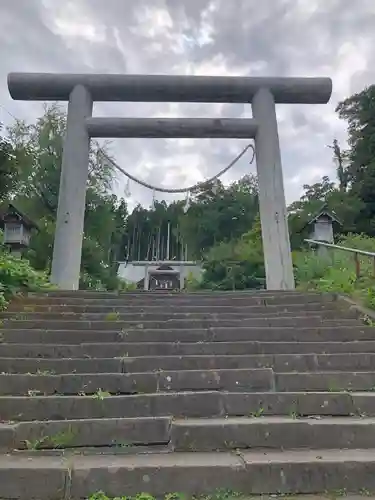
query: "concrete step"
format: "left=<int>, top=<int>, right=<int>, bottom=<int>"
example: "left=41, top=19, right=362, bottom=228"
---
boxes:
left=0, top=368, right=274, bottom=395
left=4, top=353, right=375, bottom=374
left=3, top=415, right=375, bottom=453
left=17, top=292, right=335, bottom=307
left=0, top=416, right=171, bottom=452
left=1, top=316, right=357, bottom=331
left=1, top=448, right=375, bottom=498
left=1, top=307, right=350, bottom=321
left=0, top=357, right=123, bottom=374
left=171, top=416, right=375, bottom=451
left=2, top=289, right=368, bottom=498
left=27, top=290, right=330, bottom=300
left=1, top=325, right=373, bottom=344
left=123, top=353, right=375, bottom=373
left=5, top=301, right=344, bottom=315
left=276, top=371, right=375, bottom=391
left=3, top=369, right=375, bottom=396
left=2, top=339, right=375, bottom=359
left=28, top=289, right=327, bottom=296
left=0, top=391, right=373, bottom=421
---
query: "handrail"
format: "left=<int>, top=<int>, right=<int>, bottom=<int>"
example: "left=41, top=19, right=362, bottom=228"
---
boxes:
left=304, top=238, right=375, bottom=279
left=304, top=239, right=375, bottom=258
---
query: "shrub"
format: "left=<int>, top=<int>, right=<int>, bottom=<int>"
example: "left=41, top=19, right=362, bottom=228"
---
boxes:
left=185, top=271, right=202, bottom=291
left=294, top=233, right=375, bottom=308
left=197, top=225, right=265, bottom=291
left=0, top=251, right=51, bottom=309
left=79, top=271, right=106, bottom=291
left=117, top=279, right=137, bottom=291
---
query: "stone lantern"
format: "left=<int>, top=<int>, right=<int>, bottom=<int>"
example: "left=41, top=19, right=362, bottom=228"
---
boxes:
left=0, top=204, right=38, bottom=258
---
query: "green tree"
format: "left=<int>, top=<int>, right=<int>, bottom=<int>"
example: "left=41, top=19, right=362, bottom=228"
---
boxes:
left=178, top=175, right=259, bottom=258
left=0, top=125, right=20, bottom=201
left=336, top=85, right=375, bottom=234
left=5, top=105, right=127, bottom=288
left=199, top=213, right=264, bottom=290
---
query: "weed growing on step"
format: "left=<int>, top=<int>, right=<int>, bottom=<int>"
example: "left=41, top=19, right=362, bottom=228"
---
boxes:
left=86, top=490, right=375, bottom=500
left=36, top=369, right=56, bottom=375
left=27, top=389, right=43, bottom=397
left=23, top=306, right=35, bottom=313
left=87, top=490, right=246, bottom=500
left=288, top=404, right=301, bottom=419
left=249, top=407, right=264, bottom=418
left=24, top=436, right=48, bottom=450
left=48, top=426, right=77, bottom=448
left=115, top=353, right=129, bottom=362
left=105, top=311, right=120, bottom=321
left=359, top=488, right=372, bottom=496
left=328, top=383, right=346, bottom=393
left=119, top=329, right=129, bottom=340
left=361, top=315, right=375, bottom=326
left=23, top=426, right=76, bottom=450
left=325, top=488, right=348, bottom=499
left=111, top=440, right=130, bottom=448
left=93, top=389, right=111, bottom=401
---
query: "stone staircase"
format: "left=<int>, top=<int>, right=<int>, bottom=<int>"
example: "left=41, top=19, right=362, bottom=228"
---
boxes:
left=1, top=290, right=375, bottom=499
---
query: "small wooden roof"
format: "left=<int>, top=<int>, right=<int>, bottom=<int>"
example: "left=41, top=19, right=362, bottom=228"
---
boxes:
left=305, top=203, right=342, bottom=227
left=0, top=203, right=39, bottom=230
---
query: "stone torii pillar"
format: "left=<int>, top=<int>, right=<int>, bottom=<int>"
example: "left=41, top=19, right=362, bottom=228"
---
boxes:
left=7, top=73, right=332, bottom=290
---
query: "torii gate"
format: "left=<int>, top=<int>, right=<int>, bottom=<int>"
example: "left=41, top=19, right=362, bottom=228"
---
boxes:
left=7, top=73, right=332, bottom=291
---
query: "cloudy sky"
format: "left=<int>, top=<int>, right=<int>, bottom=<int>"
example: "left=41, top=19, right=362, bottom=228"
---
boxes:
left=1, top=0, right=374, bottom=210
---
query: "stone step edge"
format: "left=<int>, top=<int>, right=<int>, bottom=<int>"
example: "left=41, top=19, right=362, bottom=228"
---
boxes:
left=3, top=415, right=375, bottom=452
left=5, top=302, right=343, bottom=312
left=1, top=448, right=375, bottom=499
left=0, top=326, right=371, bottom=344
left=0, top=325, right=368, bottom=333
left=27, top=290, right=331, bottom=297
left=0, top=368, right=274, bottom=395
left=2, top=370, right=375, bottom=395
left=0, top=307, right=350, bottom=323
left=1, top=341, right=375, bottom=359
left=1, top=316, right=355, bottom=326
left=1, top=391, right=375, bottom=422
left=19, top=294, right=333, bottom=302
left=1, top=352, right=375, bottom=365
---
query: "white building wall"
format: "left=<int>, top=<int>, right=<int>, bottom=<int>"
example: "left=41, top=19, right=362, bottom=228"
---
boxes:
left=117, top=262, right=203, bottom=284
left=310, top=216, right=334, bottom=243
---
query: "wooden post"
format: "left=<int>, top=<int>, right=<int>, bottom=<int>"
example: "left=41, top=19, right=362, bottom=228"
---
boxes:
left=354, top=253, right=360, bottom=279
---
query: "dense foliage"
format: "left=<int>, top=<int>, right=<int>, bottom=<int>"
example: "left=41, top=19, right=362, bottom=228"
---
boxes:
left=0, top=252, right=51, bottom=309
left=1, top=105, right=128, bottom=291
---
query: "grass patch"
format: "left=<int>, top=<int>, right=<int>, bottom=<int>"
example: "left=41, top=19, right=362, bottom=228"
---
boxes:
left=294, top=233, right=375, bottom=311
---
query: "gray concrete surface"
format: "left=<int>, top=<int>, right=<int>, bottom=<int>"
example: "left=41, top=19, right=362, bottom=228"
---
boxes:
left=1, top=290, right=375, bottom=498
left=86, top=117, right=258, bottom=138
left=8, top=73, right=332, bottom=103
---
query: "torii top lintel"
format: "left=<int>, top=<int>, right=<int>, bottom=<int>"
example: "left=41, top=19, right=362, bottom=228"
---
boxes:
left=8, top=73, right=332, bottom=104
